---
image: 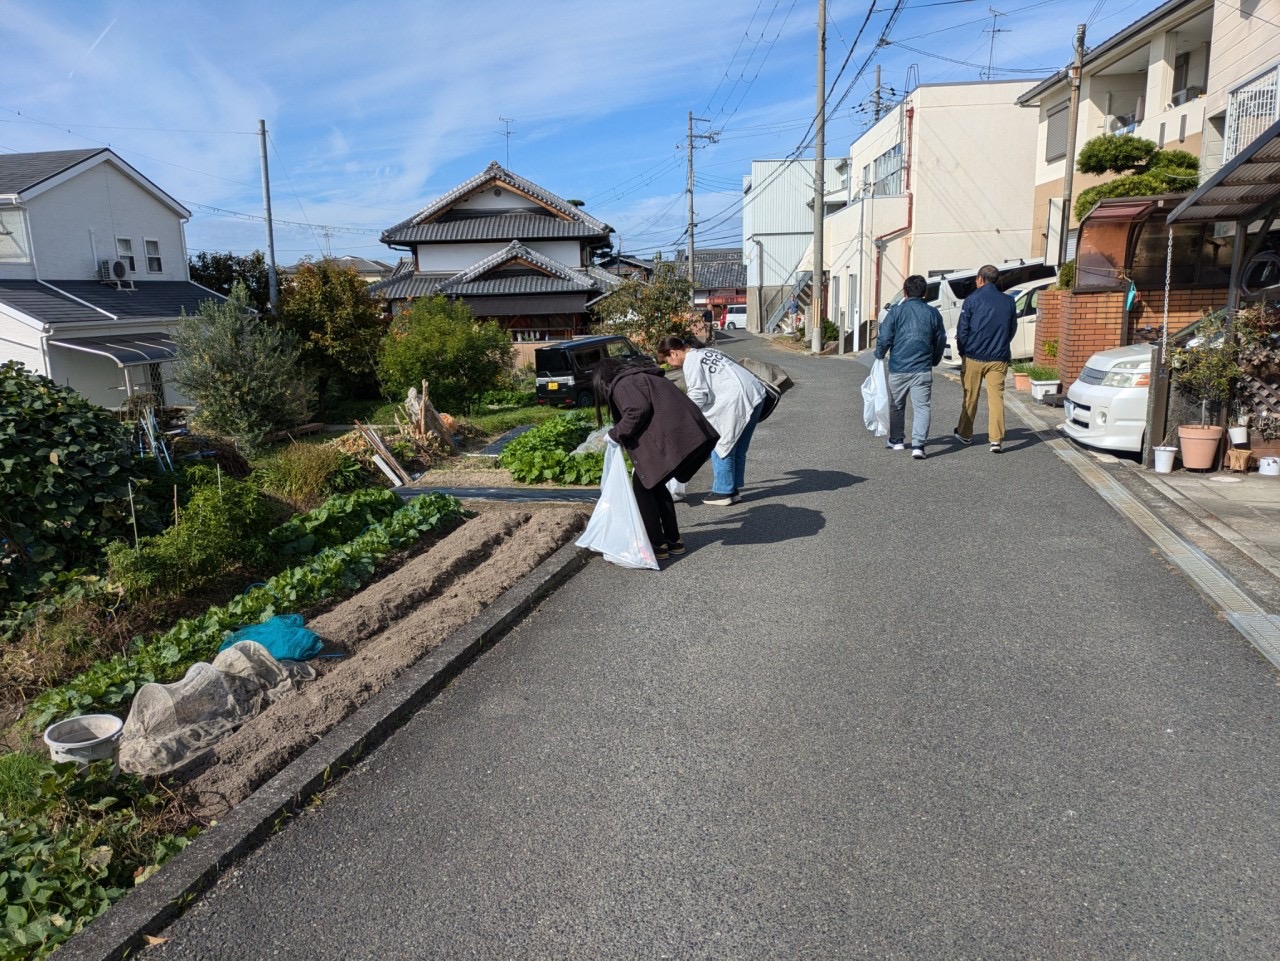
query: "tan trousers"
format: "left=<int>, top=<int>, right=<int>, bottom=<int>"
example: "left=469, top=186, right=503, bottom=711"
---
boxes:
left=957, top=359, right=1009, bottom=443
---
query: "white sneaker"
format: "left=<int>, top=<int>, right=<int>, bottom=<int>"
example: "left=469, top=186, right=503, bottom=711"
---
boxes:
left=990, top=442, right=1002, bottom=453
left=886, top=442, right=905, bottom=451
left=911, top=447, right=926, bottom=459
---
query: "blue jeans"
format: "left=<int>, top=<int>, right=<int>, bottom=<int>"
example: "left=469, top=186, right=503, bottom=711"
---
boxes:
left=887, top=370, right=933, bottom=448
left=710, top=402, right=762, bottom=495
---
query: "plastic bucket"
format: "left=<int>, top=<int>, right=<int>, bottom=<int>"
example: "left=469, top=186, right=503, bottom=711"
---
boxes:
left=43, top=714, right=123, bottom=770
left=1153, top=446, right=1177, bottom=474
left=1259, top=456, right=1280, bottom=477
left=1229, top=426, right=1249, bottom=446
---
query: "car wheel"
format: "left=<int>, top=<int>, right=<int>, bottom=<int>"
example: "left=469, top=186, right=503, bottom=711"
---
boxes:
left=575, top=389, right=594, bottom=408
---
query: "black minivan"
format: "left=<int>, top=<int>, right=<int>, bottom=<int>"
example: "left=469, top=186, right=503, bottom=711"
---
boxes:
left=534, top=335, right=651, bottom=408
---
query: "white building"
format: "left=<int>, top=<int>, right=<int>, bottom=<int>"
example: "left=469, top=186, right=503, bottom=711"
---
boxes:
left=740, top=158, right=845, bottom=333
left=1016, top=0, right=1214, bottom=263
left=0, top=148, right=223, bottom=409
left=821, top=80, right=1040, bottom=345
left=1200, top=0, right=1280, bottom=176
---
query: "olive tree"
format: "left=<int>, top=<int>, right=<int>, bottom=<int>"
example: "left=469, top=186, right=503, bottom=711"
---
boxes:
left=172, top=282, right=311, bottom=453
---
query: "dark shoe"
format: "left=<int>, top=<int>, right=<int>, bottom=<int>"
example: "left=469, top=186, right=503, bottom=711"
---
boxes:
left=704, top=493, right=741, bottom=506
left=952, top=432, right=971, bottom=445
left=653, top=544, right=670, bottom=560
left=990, top=442, right=1002, bottom=453
left=667, top=540, right=686, bottom=555
left=911, top=447, right=925, bottom=459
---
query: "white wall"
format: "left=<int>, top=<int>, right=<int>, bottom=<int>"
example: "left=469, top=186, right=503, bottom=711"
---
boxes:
left=0, top=310, right=45, bottom=372
left=415, top=239, right=584, bottom=273
left=25, top=161, right=188, bottom=281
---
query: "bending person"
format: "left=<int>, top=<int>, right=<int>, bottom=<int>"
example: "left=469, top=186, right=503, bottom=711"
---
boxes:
left=658, top=336, right=766, bottom=506
left=593, top=357, right=718, bottom=560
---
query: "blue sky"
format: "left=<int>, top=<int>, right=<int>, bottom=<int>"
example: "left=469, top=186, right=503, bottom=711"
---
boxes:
left=2, top=0, right=1164, bottom=266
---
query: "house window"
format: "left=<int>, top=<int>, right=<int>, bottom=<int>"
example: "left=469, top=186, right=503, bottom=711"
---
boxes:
left=0, top=207, right=32, bottom=264
left=144, top=239, right=162, bottom=273
left=116, top=238, right=136, bottom=272
left=1045, top=101, right=1070, bottom=162
left=1224, top=63, right=1280, bottom=161
left=1172, top=52, right=1191, bottom=101
left=872, top=144, right=903, bottom=197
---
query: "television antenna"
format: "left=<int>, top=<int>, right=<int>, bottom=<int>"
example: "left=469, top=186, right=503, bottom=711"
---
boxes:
left=498, top=116, right=516, bottom=167
left=982, top=8, right=1009, bottom=80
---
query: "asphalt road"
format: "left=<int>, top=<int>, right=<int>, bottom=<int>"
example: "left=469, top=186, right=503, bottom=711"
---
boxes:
left=150, top=334, right=1280, bottom=960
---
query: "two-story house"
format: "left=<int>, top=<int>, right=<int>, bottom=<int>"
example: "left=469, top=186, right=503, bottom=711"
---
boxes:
left=370, top=162, right=616, bottom=343
left=1017, top=0, right=1214, bottom=263
left=0, top=148, right=224, bottom=409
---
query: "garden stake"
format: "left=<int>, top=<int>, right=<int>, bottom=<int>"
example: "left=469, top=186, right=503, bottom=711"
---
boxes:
left=128, top=481, right=139, bottom=548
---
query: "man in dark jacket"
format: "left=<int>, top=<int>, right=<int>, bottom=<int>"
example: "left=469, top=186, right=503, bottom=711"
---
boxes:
left=954, top=264, right=1018, bottom=453
left=875, top=274, right=946, bottom=459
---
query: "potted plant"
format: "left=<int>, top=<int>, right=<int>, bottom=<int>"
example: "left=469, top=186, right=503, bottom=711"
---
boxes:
left=1011, top=361, right=1032, bottom=391
left=1168, top=309, right=1242, bottom=470
left=1026, top=363, right=1061, bottom=401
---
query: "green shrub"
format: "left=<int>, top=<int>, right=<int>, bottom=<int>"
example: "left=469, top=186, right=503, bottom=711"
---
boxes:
left=106, top=477, right=277, bottom=602
left=479, top=388, right=537, bottom=408
left=499, top=411, right=603, bottom=485
left=0, top=362, right=138, bottom=614
left=1026, top=365, right=1060, bottom=381
left=1056, top=260, right=1075, bottom=290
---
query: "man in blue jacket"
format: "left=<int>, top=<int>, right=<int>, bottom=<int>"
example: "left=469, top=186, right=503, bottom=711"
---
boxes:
left=874, top=274, right=947, bottom=459
left=954, top=264, right=1018, bottom=453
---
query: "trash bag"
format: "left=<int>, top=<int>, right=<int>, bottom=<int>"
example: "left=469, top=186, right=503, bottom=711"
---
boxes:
left=576, top=441, right=659, bottom=570
left=666, top=477, right=687, bottom=501
left=861, top=359, right=889, bottom=437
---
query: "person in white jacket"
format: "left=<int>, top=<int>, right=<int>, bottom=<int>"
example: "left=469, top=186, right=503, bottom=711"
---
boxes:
left=658, top=336, right=766, bottom=506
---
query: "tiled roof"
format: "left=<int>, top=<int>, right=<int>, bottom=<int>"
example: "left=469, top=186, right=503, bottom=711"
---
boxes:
left=366, top=273, right=447, bottom=300
left=444, top=275, right=595, bottom=297
left=0, top=280, right=226, bottom=326
left=672, top=248, right=747, bottom=289
left=442, top=240, right=595, bottom=289
left=0, top=149, right=106, bottom=194
left=387, top=212, right=606, bottom=244
left=382, top=161, right=612, bottom=243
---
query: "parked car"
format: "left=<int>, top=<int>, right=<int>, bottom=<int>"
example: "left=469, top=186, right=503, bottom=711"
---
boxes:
left=534, top=335, right=651, bottom=408
left=1063, top=343, right=1154, bottom=453
left=720, top=304, right=748, bottom=330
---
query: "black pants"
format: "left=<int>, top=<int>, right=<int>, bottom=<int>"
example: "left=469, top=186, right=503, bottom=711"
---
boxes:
left=633, top=475, right=679, bottom=548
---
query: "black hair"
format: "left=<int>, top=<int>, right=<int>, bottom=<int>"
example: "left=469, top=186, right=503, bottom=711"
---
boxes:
left=592, top=356, right=625, bottom=427
left=904, top=275, right=928, bottom=299
left=978, top=264, right=1000, bottom=285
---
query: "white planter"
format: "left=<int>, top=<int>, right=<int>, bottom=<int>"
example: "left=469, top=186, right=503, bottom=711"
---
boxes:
left=1029, top=379, right=1061, bottom=401
left=1228, top=426, right=1249, bottom=446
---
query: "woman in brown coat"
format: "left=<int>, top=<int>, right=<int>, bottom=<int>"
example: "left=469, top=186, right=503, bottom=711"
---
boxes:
left=593, top=357, right=718, bottom=559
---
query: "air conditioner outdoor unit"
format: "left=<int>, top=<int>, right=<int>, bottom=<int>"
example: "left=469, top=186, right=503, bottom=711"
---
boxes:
left=98, top=258, right=129, bottom=282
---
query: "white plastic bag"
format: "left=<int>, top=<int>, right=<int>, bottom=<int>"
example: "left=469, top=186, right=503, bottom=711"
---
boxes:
left=576, top=442, right=659, bottom=570
left=861, top=359, right=890, bottom=437
left=666, top=477, right=687, bottom=501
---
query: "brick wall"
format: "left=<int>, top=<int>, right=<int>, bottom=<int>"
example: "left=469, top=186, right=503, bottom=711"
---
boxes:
left=1047, top=286, right=1229, bottom=387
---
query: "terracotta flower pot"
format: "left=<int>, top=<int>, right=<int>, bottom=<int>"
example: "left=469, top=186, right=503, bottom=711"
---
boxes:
left=1012, top=371, right=1031, bottom=391
left=1177, top=424, right=1224, bottom=470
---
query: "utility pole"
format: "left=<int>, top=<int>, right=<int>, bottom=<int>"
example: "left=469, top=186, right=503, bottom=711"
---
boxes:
left=258, top=119, right=278, bottom=315
left=1059, top=24, right=1086, bottom=266
left=812, top=0, right=827, bottom=354
left=686, top=111, right=718, bottom=306
left=873, top=64, right=882, bottom=123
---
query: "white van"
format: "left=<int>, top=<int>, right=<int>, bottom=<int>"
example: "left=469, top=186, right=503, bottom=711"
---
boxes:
left=721, top=304, right=748, bottom=330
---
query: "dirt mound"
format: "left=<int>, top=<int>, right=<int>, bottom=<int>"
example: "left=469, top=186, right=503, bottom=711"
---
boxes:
left=177, top=505, right=588, bottom=819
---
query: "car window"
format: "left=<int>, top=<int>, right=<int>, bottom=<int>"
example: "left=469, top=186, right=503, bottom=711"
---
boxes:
left=605, top=339, right=638, bottom=359
left=535, top=347, right=571, bottom=374
left=572, top=347, right=602, bottom=371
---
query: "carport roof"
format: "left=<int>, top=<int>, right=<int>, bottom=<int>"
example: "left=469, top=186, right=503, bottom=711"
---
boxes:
left=1167, top=117, right=1280, bottom=225
left=48, top=332, right=178, bottom=366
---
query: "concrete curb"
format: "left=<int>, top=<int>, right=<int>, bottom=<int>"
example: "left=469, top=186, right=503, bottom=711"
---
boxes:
left=54, top=540, right=592, bottom=961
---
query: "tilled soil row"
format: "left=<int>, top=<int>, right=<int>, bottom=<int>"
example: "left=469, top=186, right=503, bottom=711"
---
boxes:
left=178, top=506, right=588, bottom=818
